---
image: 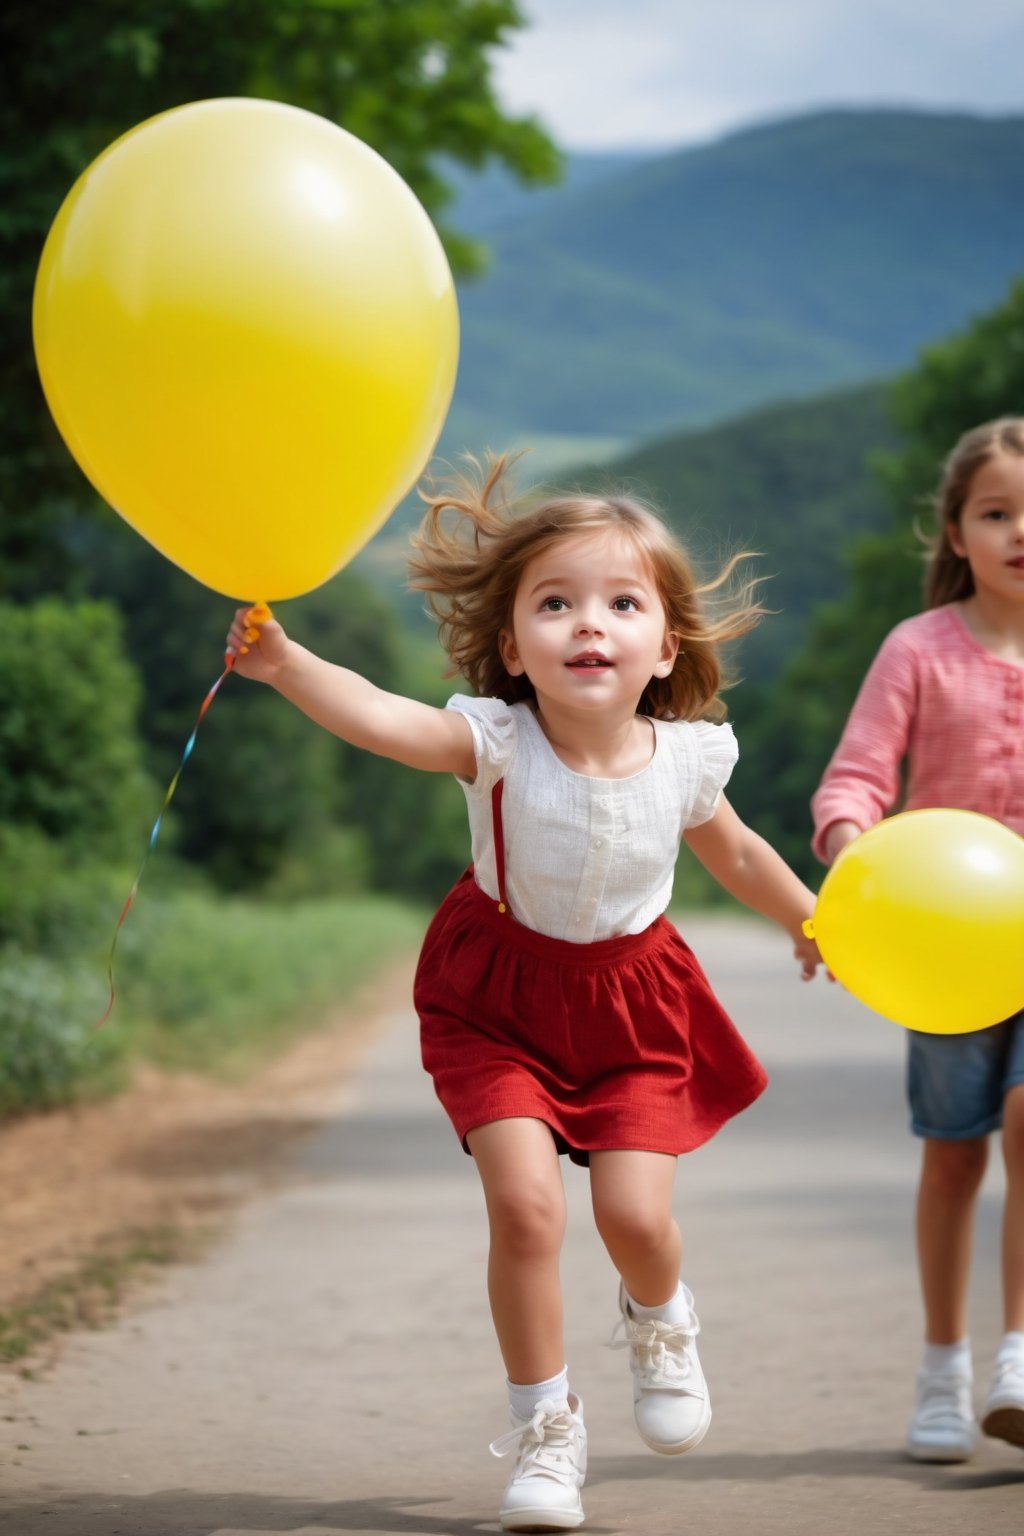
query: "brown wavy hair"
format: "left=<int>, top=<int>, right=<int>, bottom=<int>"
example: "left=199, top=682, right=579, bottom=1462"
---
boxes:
left=407, top=455, right=765, bottom=721
left=925, top=417, right=1024, bottom=608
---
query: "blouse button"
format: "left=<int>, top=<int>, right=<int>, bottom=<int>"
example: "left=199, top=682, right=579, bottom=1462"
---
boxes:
left=592, top=837, right=603, bottom=849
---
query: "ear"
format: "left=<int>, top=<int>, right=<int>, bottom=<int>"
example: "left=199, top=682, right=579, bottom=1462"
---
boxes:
left=947, top=519, right=967, bottom=559
left=499, top=628, right=525, bottom=677
left=652, top=630, right=681, bottom=679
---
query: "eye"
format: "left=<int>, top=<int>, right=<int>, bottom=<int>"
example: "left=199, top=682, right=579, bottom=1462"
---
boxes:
left=610, top=595, right=639, bottom=612
left=982, top=508, right=1009, bottom=520
left=540, top=596, right=568, bottom=612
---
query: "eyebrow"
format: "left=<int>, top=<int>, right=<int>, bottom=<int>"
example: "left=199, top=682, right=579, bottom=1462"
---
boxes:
left=527, top=573, right=654, bottom=597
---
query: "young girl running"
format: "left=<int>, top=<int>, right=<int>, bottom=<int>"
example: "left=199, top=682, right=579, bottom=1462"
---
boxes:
left=812, top=417, right=1024, bottom=1464
left=228, top=459, right=822, bottom=1530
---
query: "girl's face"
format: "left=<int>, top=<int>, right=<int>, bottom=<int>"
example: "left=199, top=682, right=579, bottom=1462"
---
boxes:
left=949, top=451, right=1024, bottom=604
left=499, top=529, right=679, bottom=714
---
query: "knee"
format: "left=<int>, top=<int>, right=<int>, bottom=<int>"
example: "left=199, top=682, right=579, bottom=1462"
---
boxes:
left=921, top=1137, right=988, bottom=1202
left=593, top=1195, right=675, bottom=1259
left=486, top=1179, right=565, bottom=1260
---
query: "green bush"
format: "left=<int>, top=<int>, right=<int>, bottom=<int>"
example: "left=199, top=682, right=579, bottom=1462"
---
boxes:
left=115, top=888, right=428, bottom=1071
left=0, top=599, right=152, bottom=859
left=0, top=953, right=123, bottom=1114
left=0, top=826, right=129, bottom=956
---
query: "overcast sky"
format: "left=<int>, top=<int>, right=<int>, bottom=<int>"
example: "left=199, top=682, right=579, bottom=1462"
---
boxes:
left=493, top=0, right=1024, bottom=151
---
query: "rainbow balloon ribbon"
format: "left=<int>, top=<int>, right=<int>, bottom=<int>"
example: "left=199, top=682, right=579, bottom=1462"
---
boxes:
left=97, top=658, right=235, bottom=1029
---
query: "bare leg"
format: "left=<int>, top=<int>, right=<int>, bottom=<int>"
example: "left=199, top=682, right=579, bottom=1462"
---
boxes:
left=1001, top=1084, right=1024, bottom=1332
left=589, top=1149, right=681, bottom=1304
left=916, top=1136, right=988, bottom=1343
left=467, top=1117, right=567, bottom=1385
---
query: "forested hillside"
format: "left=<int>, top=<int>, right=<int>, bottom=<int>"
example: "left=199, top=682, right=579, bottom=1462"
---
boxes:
left=444, top=109, right=1024, bottom=462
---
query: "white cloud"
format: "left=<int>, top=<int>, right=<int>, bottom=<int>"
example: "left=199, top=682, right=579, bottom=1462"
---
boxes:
left=494, top=0, right=1024, bottom=148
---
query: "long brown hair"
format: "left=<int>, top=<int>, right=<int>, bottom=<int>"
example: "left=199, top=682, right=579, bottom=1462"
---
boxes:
left=407, top=456, right=765, bottom=721
left=925, top=417, right=1024, bottom=608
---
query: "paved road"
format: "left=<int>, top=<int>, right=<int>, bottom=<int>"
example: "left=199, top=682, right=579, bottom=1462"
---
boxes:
left=1, top=915, right=1022, bottom=1535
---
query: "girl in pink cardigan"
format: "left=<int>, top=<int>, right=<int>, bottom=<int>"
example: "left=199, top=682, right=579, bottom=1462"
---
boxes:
left=812, top=417, right=1024, bottom=1464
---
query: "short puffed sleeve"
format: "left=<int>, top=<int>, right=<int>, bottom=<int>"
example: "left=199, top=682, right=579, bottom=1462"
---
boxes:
left=447, top=694, right=518, bottom=791
left=685, top=720, right=739, bottom=828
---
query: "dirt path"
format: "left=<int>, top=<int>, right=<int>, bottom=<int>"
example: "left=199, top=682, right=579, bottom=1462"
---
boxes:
left=0, top=958, right=417, bottom=1322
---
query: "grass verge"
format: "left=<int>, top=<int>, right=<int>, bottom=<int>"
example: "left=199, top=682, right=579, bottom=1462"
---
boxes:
left=0, top=1225, right=208, bottom=1370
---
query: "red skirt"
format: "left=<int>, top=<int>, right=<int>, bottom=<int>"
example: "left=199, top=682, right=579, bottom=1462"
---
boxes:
left=415, top=870, right=767, bottom=1166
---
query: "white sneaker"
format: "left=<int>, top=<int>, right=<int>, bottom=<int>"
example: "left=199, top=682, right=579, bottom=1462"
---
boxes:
left=981, top=1354, right=1024, bottom=1450
left=612, top=1282, right=711, bottom=1455
left=906, top=1369, right=977, bottom=1462
left=490, top=1394, right=587, bottom=1532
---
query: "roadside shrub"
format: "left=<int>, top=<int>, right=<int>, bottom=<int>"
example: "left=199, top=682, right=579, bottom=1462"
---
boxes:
left=0, top=826, right=127, bottom=956
left=0, top=599, right=152, bottom=859
left=0, top=953, right=123, bottom=1114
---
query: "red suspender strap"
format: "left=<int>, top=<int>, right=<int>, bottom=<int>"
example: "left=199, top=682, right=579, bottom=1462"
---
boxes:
left=490, top=779, right=508, bottom=914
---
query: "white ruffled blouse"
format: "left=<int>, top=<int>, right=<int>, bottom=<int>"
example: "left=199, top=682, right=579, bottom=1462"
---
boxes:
left=448, top=695, right=738, bottom=943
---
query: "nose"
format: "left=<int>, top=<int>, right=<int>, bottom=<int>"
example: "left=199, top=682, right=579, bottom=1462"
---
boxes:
left=573, top=603, right=606, bottom=637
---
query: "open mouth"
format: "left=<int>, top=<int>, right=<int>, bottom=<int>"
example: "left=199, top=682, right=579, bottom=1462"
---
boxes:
left=566, top=657, right=612, bottom=668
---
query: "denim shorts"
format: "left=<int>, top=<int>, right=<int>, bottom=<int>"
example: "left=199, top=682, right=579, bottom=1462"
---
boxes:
left=907, top=1009, right=1024, bottom=1139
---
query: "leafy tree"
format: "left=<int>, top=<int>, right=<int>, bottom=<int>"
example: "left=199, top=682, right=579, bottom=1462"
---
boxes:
left=0, top=599, right=152, bottom=857
left=732, top=279, right=1024, bottom=878
left=0, top=0, right=560, bottom=597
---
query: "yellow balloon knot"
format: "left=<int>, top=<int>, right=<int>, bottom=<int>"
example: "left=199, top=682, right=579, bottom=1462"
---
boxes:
left=802, top=918, right=816, bottom=939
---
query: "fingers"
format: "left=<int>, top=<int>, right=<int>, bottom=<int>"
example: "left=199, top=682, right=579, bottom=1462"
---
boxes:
left=225, top=603, right=277, bottom=668
left=225, top=608, right=251, bottom=657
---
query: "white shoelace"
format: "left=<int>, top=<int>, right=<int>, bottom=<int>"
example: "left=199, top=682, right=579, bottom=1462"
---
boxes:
left=609, top=1313, right=702, bottom=1393
left=489, top=1400, right=583, bottom=1485
left=990, top=1356, right=1024, bottom=1396
left=914, top=1373, right=973, bottom=1430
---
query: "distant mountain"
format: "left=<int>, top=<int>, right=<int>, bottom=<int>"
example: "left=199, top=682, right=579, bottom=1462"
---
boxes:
left=444, top=150, right=650, bottom=236
left=441, top=109, right=1024, bottom=466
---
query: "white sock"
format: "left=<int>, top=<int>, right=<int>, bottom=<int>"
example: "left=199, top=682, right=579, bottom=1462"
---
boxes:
left=922, top=1339, right=972, bottom=1378
left=624, top=1280, right=692, bottom=1327
left=995, top=1330, right=1024, bottom=1365
left=507, top=1366, right=569, bottom=1420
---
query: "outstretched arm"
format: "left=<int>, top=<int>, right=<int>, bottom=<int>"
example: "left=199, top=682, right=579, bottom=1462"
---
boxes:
left=226, top=608, right=476, bottom=779
left=683, top=794, right=822, bottom=980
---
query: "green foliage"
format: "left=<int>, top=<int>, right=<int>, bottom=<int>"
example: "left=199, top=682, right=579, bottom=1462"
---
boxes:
left=117, top=888, right=428, bottom=1072
left=0, top=826, right=128, bottom=955
left=0, top=0, right=560, bottom=600
left=0, top=953, right=121, bottom=1115
left=732, top=279, right=1024, bottom=881
left=0, top=600, right=152, bottom=858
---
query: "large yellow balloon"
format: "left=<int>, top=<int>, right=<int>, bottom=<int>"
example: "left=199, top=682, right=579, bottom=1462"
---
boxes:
left=806, top=810, right=1024, bottom=1034
left=33, top=98, right=459, bottom=600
